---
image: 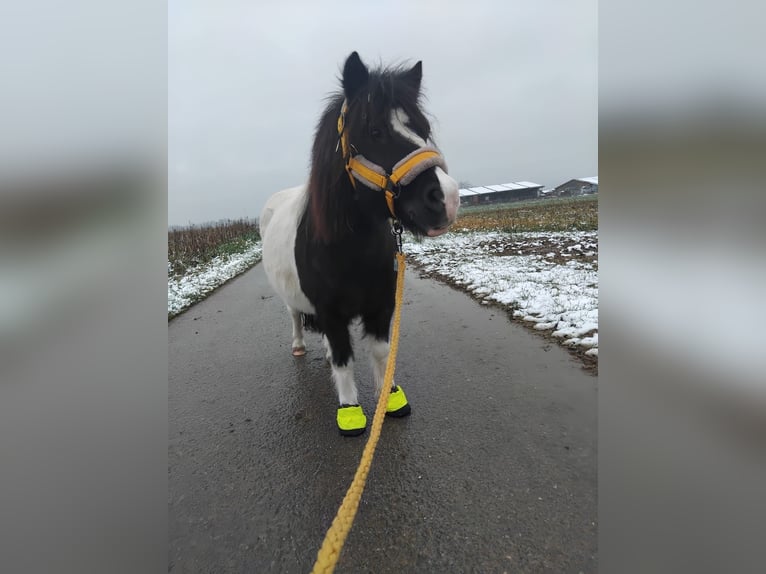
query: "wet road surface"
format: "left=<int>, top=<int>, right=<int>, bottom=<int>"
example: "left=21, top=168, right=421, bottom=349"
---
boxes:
left=169, top=263, right=597, bottom=573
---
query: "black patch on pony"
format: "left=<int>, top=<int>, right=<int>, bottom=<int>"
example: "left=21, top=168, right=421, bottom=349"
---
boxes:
left=301, top=313, right=319, bottom=332
left=296, top=51, right=448, bottom=369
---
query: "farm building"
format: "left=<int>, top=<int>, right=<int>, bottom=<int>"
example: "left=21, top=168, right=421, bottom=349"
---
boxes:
left=457, top=181, right=544, bottom=206
left=551, top=176, right=598, bottom=197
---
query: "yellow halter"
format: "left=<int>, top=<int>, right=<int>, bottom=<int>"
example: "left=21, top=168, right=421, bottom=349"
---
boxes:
left=336, top=100, right=446, bottom=218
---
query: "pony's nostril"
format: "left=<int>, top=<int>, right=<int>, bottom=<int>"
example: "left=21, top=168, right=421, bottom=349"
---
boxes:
left=426, top=186, right=443, bottom=208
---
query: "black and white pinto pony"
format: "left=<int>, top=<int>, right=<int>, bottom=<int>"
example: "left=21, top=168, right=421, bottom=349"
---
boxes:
left=260, top=52, right=459, bottom=436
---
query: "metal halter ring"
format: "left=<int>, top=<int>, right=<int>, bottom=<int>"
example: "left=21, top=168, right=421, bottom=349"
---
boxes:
left=391, top=219, right=404, bottom=252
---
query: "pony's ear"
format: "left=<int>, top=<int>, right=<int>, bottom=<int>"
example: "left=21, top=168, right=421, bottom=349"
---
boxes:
left=402, top=61, right=422, bottom=92
left=342, top=51, right=369, bottom=99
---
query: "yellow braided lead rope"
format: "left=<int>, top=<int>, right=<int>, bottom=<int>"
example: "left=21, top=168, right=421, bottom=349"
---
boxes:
left=311, top=251, right=407, bottom=574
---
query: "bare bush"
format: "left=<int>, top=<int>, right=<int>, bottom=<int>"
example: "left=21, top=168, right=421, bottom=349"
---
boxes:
left=168, top=218, right=260, bottom=276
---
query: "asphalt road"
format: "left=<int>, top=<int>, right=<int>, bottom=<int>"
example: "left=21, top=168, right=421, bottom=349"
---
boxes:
left=169, top=263, right=597, bottom=573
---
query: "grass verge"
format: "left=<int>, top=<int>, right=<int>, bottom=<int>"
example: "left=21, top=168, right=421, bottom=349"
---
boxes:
left=168, top=219, right=263, bottom=319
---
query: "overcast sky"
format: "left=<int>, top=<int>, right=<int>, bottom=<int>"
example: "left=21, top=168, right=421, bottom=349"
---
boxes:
left=168, top=0, right=597, bottom=226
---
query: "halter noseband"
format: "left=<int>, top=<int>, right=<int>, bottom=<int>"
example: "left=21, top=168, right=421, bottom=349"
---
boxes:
left=336, top=99, right=447, bottom=218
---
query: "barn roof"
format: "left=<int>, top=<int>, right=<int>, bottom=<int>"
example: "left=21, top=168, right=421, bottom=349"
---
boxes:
left=495, top=183, right=527, bottom=190
left=458, top=182, right=544, bottom=196
left=576, top=176, right=598, bottom=185
left=467, top=186, right=493, bottom=194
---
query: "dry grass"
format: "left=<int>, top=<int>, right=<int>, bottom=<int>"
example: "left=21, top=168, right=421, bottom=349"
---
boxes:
left=456, top=195, right=598, bottom=233
left=168, top=218, right=260, bottom=276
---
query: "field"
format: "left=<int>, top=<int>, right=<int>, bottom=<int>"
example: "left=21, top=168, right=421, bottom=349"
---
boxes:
left=407, top=195, right=599, bottom=370
left=168, top=219, right=263, bottom=318
left=455, top=195, right=598, bottom=233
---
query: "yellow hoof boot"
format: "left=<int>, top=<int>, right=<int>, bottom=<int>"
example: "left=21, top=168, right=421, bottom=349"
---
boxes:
left=337, top=405, right=367, bottom=436
left=386, top=385, right=411, bottom=418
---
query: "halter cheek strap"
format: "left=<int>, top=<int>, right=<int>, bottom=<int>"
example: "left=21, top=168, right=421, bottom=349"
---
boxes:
left=336, top=100, right=447, bottom=218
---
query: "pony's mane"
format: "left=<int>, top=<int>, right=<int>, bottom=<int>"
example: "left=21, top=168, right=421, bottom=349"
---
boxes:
left=308, top=63, right=431, bottom=244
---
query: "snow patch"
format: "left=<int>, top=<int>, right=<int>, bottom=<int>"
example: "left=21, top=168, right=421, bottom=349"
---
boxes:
left=406, top=230, right=598, bottom=353
left=168, top=241, right=262, bottom=317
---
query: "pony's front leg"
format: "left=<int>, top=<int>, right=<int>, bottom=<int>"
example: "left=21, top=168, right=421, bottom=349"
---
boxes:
left=369, top=337, right=411, bottom=418
left=369, top=338, right=393, bottom=395
left=324, top=320, right=365, bottom=436
left=364, top=311, right=411, bottom=419
left=322, top=335, right=332, bottom=363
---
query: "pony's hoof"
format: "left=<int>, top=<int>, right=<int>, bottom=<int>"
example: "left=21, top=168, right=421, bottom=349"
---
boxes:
left=337, top=405, right=367, bottom=436
left=292, top=346, right=306, bottom=357
left=386, top=385, right=411, bottom=418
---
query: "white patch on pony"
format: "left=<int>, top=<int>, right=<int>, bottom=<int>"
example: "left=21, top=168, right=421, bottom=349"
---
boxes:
left=332, top=360, right=358, bottom=406
left=390, top=108, right=427, bottom=147
left=261, top=184, right=315, bottom=316
left=290, top=309, right=305, bottom=354
left=369, top=339, right=393, bottom=394
left=435, top=166, right=460, bottom=224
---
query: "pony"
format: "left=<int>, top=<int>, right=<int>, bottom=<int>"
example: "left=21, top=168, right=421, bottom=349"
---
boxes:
left=260, top=51, right=459, bottom=436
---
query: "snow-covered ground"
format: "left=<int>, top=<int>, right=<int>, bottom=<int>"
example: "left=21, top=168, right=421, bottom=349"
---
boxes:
left=406, top=230, right=598, bottom=357
left=167, top=230, right=598, bottom=358
left=168, top=240, right=262, bottom=318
